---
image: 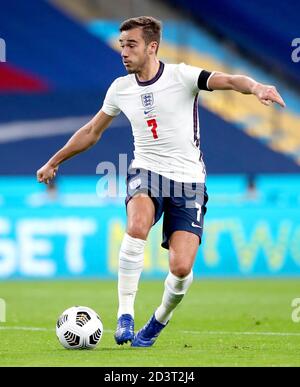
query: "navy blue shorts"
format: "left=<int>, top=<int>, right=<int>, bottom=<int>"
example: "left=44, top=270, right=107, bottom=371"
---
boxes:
left=125, top=167, right=208, bottom=250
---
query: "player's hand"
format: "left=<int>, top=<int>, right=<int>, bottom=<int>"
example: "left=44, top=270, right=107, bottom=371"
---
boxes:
left=37, top=163, right=58, bottom=184
left=253, top=84, right=286, bottom=108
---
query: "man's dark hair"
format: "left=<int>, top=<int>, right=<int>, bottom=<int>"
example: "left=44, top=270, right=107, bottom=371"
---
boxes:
left=120, top=16, right=162, bottom=52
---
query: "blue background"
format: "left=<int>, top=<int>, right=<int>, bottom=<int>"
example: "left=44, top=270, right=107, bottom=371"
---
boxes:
left=1, top=175, right=299, bottom=279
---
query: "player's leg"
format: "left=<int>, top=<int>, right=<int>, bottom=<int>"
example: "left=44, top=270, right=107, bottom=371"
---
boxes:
left=147, top=230, right=198, bottom=340
left=131, top=181, right=208, bottom=347
left=131, top=231, right=198, bottom=347
left=118, top=193, right=155, bottom=318
left=154, top=230, right=197, bottom=324
left=115, top=194, right=154, bottom=345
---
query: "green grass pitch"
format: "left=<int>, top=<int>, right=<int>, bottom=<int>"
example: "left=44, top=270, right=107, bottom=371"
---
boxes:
left=0, top=279, right=299, bottom=367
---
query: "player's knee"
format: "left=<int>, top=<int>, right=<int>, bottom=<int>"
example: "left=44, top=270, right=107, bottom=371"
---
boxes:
left=170, top=264, right=192, bottom=278
left=127, top=215, right=151, bottom=240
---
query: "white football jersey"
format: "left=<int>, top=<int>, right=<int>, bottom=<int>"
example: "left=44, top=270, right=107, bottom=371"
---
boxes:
left=101, top=62, right=213, bottom=183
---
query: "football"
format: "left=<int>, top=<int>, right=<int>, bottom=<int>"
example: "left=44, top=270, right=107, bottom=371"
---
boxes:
left=56, top=306, right=103, bottom=349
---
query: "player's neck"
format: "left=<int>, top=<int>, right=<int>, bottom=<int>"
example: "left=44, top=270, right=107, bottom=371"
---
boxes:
left=136, top=59, right=160, bottom=82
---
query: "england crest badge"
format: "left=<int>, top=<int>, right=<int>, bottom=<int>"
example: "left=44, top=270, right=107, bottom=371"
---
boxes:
left=141, top=93, right=154, bottom=108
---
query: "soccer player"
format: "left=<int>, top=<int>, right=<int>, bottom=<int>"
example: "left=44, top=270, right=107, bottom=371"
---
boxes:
left=37, top=16, right=285, bottom=347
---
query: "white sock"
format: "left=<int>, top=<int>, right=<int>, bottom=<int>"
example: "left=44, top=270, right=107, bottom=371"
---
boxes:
left=117, top=233, right=146, bottom=318
left=155, top=271, right=193, bottom=325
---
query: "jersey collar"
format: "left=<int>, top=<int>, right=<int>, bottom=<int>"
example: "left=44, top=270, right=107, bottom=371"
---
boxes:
left=135, top=61, right=165, bottom=86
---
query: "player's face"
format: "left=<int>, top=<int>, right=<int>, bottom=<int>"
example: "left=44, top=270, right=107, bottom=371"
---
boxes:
left=119, top=28, right=155, bottom=73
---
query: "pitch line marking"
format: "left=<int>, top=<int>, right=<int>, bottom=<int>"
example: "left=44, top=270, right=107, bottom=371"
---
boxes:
left=0, top=326, right=51, bottom=331
left=0, top=326, right=115, bottom=333
left=183, top=330, right=300, bottom=337
left=0, top=326, right=299, bottom=337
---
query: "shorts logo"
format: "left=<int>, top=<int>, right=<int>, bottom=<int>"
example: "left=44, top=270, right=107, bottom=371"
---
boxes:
left=191, top=222, right=202, bottom=229
left=129, top=178, right=141, bottom=190
left=141, top=93, right=154, bottom=108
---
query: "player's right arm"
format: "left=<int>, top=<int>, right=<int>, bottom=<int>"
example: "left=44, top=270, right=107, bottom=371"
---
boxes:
left=37, top=110, right=114, bottom=184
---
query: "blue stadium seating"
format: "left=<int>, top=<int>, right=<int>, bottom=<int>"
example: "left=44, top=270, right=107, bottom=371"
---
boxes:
left=0, top=106, right=299, bottom=175
left=0, top=1, right=299, bottom=175
left=0, top=0, right=124, bottom=90
left=167, top=0, right=300, bottom=86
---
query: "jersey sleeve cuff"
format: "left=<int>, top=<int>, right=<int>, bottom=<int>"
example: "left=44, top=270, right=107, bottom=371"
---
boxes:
left=101, top=106, right=120, bottom=117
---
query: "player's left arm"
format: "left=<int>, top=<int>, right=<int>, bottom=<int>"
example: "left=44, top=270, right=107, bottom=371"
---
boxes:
left=207, top=72, right=286, bottom=108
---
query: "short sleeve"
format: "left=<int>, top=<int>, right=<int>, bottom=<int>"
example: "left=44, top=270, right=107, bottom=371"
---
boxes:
left=177, top=63, right=213, bottom=93
left=101, top=79, right=121, bottom=117
left=177, top=63, right=203, bottom=93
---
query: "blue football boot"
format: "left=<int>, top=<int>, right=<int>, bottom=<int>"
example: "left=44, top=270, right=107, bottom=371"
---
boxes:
left=114, top=314, right=134, bottom=345
left=131, top=313, right=167, bottom=347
